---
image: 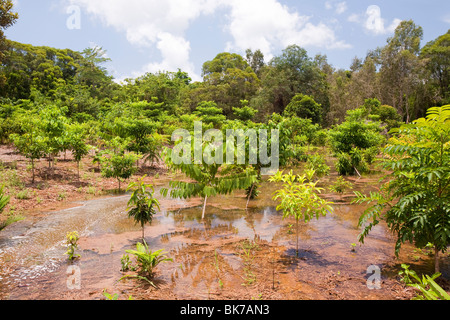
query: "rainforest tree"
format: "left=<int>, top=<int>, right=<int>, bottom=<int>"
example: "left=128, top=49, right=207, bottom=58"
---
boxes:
left=355, top=105, right=450, bottom=273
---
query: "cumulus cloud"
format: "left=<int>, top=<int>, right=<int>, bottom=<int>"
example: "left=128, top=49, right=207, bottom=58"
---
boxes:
left=224, top=0, right=351, bottom=58
left=67, top=0, right=350, bottom=80
left=347, top=5, right=401, bottom=35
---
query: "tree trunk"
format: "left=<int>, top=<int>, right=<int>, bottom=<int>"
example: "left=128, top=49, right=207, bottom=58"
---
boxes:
left=118, top=179, right=121, bottom=193
left=296, top=219, right=299, bottom=258
left=246, top=184, right=255, bottom=210
left=434, top=247, right=440, bottom=274
left=202, top=195, right=208, bottom=220
left=31, top=158, right=35, bottom=184
left=77, top=161, right=80, bottom=180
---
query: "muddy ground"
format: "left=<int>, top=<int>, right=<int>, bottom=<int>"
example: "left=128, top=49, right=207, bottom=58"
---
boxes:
left=0, top=144, right=449, bottom=301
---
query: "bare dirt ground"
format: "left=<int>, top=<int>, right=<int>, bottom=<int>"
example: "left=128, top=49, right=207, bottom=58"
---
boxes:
left=0, top=144, right=166, bottom=221
left=1, top=144, right=449, bottom=301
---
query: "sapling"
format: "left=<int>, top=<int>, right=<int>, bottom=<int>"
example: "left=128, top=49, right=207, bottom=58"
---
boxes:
left=65, top=231, right=81, bottom=261
left=126, top=176, right=160, bottom=239
left=120, top=240, right=172, bottom=287
left=270, top=170, right=333, bottom=257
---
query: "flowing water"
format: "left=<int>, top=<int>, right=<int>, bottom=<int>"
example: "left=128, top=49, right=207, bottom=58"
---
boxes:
left=0, top=173, right=448, bottom=300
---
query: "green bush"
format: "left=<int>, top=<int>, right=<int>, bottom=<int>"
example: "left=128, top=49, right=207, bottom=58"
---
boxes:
left=124, top=240, right=172, bottom=283
left=335, top=153, right=353, bottom=176
left=306, top=154, right=330, bottom=178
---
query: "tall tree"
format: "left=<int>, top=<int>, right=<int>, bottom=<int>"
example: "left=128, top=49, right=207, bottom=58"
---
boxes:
left=421, top=30, right=450, bottom=105
left=378, top=20, right=425, bottom=123
left=355, top=105, right=450, bottom=273
left=245, top=49, right=265, bottom=78
left=0, top=0, right=18, bottom=63
left=252, top=45, right=327, bottom=118
left=76, top=46, right=113, bottom=98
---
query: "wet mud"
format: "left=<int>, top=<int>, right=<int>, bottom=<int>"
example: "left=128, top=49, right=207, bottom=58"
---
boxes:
left=0, top=174, right=448, bottom=300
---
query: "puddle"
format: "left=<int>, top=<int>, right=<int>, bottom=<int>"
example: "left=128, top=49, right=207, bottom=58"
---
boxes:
left=0, top=176, right=448, bottom=300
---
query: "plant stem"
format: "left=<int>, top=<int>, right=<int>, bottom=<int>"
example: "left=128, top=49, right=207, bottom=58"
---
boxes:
left=246, top=183, right=254, bottom=210
left=435, top=247, right=440, bottom=274
left=296, top=218, right=299, bottom=257
left=201, top=195, right=208, bottom=219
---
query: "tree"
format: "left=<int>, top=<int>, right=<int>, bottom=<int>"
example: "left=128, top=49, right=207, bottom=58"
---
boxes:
left=245, top=49, right=265, bottom=78
left=0, top=0, right=18, bottom=63
left=328, top=103, right=386, bottom=175
left=10, top=113, right=47, bottom=183
left=161, top=139, right=258, bottom=220
left=378, top=20, right=425, bottom=123
left=37, top=105, right=70, bottom=169
left=269, top=170, right=333, bottom=257
left=283, top=93, right=322, bottom=124
left=194, top=101, right=226, bottom=128
left=100, top=141, right=140, bottom=192
left=252, top=45, right=327, bottom=118
left=192, top=52, right=260, bottom=117
left=76, top=46, right=113, bottom=97
left=67, top=123, right=89, bottom=179
left=232, top=100, right=258, bottom=122
left=354, top=105, right=450, bottom=273
left=126, top=176, right=160, bottom=239
left=421, top=30, right=450, bottom=104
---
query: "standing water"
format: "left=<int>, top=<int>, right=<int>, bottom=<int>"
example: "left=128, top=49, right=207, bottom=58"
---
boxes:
left=0, top=175, right=448, bottom=300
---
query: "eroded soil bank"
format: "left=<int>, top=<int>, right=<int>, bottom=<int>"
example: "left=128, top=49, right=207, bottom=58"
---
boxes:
left=1, top=171, right=448, bottom=300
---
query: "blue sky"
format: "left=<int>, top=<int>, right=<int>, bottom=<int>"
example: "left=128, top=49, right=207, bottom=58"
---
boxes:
left=6, top=0, right=450, bottom=83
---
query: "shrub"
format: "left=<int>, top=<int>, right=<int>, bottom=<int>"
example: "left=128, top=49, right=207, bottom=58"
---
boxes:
left=306, top=154, right=330, bottom=178
left=121, top=240, right=172, bottom=287
left=65, top=231, right=81, bottom=261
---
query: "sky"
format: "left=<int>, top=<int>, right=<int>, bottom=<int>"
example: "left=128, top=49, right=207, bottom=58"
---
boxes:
left=5, top=0, right=450, bottom=83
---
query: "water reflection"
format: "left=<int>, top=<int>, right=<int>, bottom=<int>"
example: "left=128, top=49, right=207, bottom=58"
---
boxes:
left=0, top=176, right=448, bottom=300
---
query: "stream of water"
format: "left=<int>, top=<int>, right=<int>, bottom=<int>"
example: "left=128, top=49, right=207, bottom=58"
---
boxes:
left=0, top=174, right=448, bottom=300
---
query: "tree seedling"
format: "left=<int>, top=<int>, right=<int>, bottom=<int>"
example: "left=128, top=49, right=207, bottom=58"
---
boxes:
left=65, top=231, right=80, bottom=261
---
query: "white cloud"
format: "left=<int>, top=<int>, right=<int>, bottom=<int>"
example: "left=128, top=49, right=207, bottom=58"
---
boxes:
left=138, top=33, right=197, bottom=80
left=224, top=0, right=351, bottom=58
left=325, top=1, right=347, bottom=15
left=67, top=0, right=221, bottom=81
left=364, top=5, right=401, bottom=35
left=67, top=0, right=350, bottom=81
left=335, top=2, right=347, bottom=15
left=347, top=13, right=361, bottom=23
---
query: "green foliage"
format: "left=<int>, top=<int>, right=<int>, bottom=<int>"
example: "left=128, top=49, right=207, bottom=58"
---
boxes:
left=10, top=112, right=47, bottom=183
left=329, top=176, right=353, bottom=196
left=102, top=290, right=119, bottom=301
left=100, top=147, right=140, bottom=191
left=269, top=170, right=333, bottom=256
left=66, top=122, right=89, bottom=177
left=354, top=106, right=450, bottom=272
left=120, top=254, right=135, bottom=272
left=0, top=185, right=10, bottom=215
left=306, top=154, right=330, bottom=178
left=329, top=105, right=385, bottom=176
left=421, top=30, right=450, bottom=103
left=328, top=108, right=385, bottom=155
left=399, top=264, right=450, bottom=300
left=284, top=93, right=322, bottom=124
left=65, top=231, right=80, bottom=261
left=161, top=137, right=258, bottom=219
left=232, top=100, right=258, bottom=122
left=126, top=176, right=160, bottom=239
left=194, top=101, right=226, bottom=128
left=123, top=240, right=172, bottom=286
